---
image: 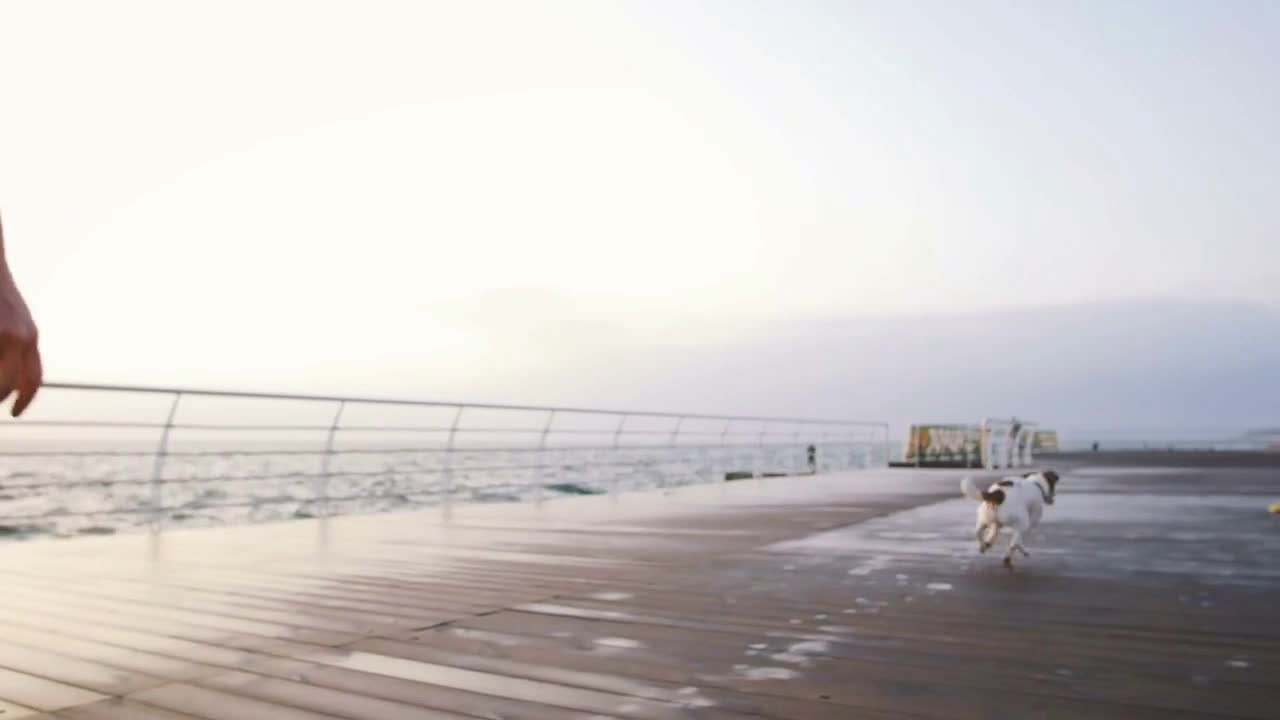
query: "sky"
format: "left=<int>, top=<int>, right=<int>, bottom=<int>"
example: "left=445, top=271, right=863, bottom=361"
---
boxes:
left=1, top=1, right=1277, bottom=440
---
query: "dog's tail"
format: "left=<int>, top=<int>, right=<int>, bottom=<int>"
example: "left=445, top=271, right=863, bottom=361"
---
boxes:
left=960, top=476, right=985, bottom=502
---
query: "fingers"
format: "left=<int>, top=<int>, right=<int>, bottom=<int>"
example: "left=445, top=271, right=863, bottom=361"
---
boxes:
left=0, top=342, right=19, bottom=407
left=0, top=209, right=39, bottom=417
left=12, top=342, right=41, bottom=417
left=0, top=336, right=41, bottom=417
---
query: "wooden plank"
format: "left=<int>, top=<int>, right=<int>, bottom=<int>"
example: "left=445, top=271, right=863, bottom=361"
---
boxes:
left=0, top=589, right=326, bottom=661
left=0, top=699, right=45, bottom=719
left=346, top=635, right=896, bottom=720
left=196, top=671, right=474, bottom=720
left=316, top=650, right=686, bottom=718
left=128, top=683, right=348, bottom=720
left=0, top=579, right=358, bottom=647
left=0, top=626, right=220, bottom=684
left=0, top=641, right=165, bottom=696
left=0, top=666, right=105, bottom=712
left=202, top=655, right=638, bottom=720
left=366, top=619, right=1235, bottom=720
left=1, top=572, right=407, bottom=638
left=0, top=464, right=1271, bottom=718
left=57, top=698, right=211, bottom=720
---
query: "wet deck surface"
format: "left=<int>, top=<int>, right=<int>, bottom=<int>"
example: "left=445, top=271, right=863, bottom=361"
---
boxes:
left=1, top=456, right=1278, bottom=718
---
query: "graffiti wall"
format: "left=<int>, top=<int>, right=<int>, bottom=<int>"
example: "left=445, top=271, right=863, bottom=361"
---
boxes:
left=903, top=424, right=984, bottom=467
left=1033, top=430, right=1060, bottom=451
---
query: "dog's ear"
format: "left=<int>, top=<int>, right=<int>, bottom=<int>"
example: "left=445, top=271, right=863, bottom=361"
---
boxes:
left=1043, top=470, right=1059, bottom=489
left=981, top=488, right=1006, bottom=505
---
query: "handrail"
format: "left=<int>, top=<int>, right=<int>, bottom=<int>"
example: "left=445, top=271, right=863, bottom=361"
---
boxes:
left=0, top=381, right=892, bottom=538
left=41, top=382, right=884, bottom=427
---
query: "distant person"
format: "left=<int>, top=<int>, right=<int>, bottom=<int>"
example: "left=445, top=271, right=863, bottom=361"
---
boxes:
left=0, top=212, right=41, bottom=416
left=806, top=444, right=816, bottom=473
left=1092, top=442, right=1099, bottom=452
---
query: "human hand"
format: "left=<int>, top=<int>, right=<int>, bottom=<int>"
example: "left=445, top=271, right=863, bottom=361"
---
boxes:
left=0, top=213, right=41, bottom=416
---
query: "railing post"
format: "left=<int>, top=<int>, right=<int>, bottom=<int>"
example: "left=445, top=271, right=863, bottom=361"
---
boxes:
left=535, top=409, right=556, bottom=504
left=663, top=416, right=684, bottom=490
left=538, top=410, right=556, bottom=449
left=881, top=423, right=891, bottom=468
left=980, top=420, right=991, bottom=470
left=149, top=392, right=182, bottom=532
left=1005, top=421, right=1018, bottom=468
left=443, top=405, right=465, bottom=511
left=719, top=419, right=733, bottom=483
left=316, top=400, right=346, bottom=518
left=612, top=414, right=628, bottom=449
left=1016, top=420, right=1023, bottom=467
left=793, top=424, right=803, bottom=475
left=755, top=422, right=768, bottom=478
left=609, top=414, right=628, bottom=494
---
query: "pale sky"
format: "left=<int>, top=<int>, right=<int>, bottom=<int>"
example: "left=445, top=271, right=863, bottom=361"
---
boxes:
left=2, top=1, right=1277, bottom=421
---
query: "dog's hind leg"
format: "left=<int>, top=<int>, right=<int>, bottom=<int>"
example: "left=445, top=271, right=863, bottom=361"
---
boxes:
left=1013, top=529, right=1030, bottom=557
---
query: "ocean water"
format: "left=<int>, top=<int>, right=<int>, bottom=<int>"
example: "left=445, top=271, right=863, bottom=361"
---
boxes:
left=0, top=442, right=880, bottom=540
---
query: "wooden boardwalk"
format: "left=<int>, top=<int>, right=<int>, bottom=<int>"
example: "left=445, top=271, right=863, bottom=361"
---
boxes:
left=0, top=457, right=1277, bottom=719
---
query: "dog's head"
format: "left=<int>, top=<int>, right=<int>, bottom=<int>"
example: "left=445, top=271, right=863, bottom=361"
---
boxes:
left=1025, top=469, right=1060, bottom=504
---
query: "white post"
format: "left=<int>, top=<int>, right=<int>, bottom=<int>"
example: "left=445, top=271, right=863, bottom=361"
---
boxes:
left=1005, top=423, right=1017, bottom=468
left=1021, top=424, right=1037, bottom=466
left=981, top=420, right=993, bottom=470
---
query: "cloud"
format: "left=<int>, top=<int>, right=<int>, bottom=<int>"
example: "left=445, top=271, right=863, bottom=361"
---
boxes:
left=472, top=297, right=1280, bottom=443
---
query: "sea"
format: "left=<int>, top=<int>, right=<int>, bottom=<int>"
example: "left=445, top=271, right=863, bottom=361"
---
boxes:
left=0, top=442, right=882, bottom=540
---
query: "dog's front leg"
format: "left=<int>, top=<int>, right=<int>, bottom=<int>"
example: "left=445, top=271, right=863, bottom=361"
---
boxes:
left=977, top=524, right=996, bottom=553
left=1003, top=529, right=1024, bottom=568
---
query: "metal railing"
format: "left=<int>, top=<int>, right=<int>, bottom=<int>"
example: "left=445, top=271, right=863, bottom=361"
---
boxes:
left=981, top=417, right=1038, bottom=469
left=0, top=382, right=890, bottom=538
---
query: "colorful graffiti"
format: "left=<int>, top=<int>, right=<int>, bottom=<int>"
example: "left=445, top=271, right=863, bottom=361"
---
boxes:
left=903, top=424, right=984, bottom=467
left=1033, top=430, right=1060, bottom=451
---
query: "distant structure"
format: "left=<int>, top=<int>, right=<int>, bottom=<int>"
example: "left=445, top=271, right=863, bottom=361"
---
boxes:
left=897, top=420, right=1047, bottom=469
left=899, top=424, right=983, bottom=468
left=1239, top=429, right=1280, bottom=451
left=1033, top=430, right=1060, bottom=452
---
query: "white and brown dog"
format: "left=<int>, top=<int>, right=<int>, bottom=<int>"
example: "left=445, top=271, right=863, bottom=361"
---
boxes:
left=960, top=470, right=1060, bottom=568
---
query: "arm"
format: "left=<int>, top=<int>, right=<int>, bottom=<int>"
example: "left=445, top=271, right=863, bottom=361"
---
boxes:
left=0, top=212, right=42, bottom=416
